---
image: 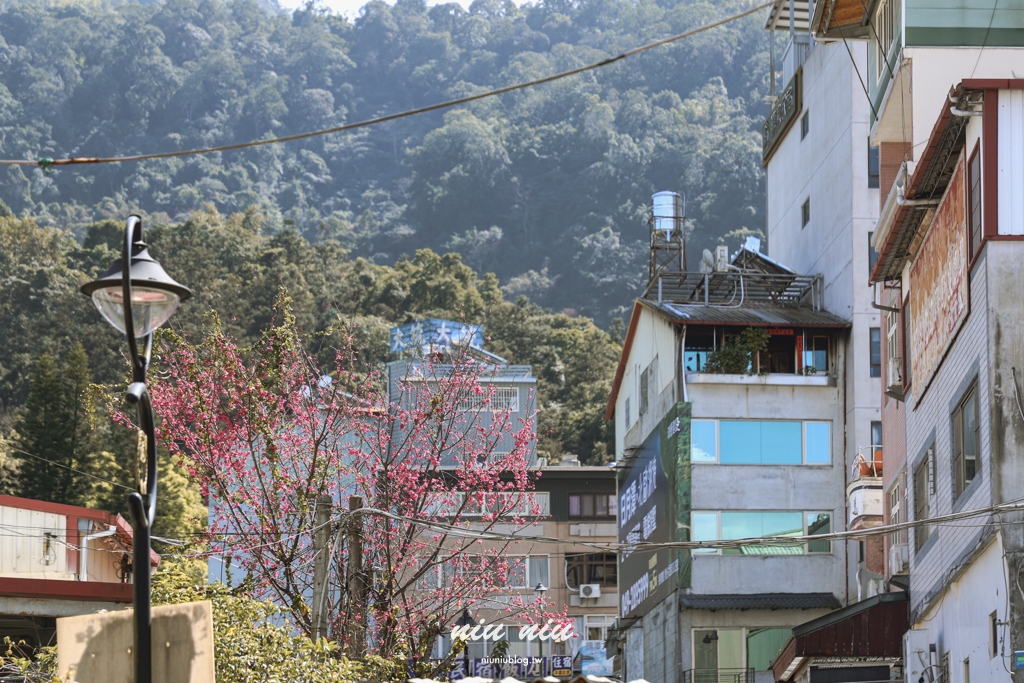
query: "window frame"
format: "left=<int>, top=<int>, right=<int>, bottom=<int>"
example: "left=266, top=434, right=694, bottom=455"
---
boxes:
left=914, top=453, right=931, bottom=550
left=869, top=327, right=882, bottom=377
left=868, top=145, right=880, bottom=188
left=800, top=111, right=809, bottom=140
left=568, top=493, right=617, bottom=520
left=690, top=510, right=833, bottom=555
left=801, top=198, right=811, bottom=227
left=968, top=142, right=982, bottom=261
left=874, top=0, right=895, bottom=79
left=690, top=419, right=831, bottom=465
left=458, top=386, right=520, bottom=412
left=953, top=382, right=980, bottom=500
left=565, top=553, right=618, bottom=589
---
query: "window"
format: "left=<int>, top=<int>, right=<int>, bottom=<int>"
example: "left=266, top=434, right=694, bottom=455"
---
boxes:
left=875, top=0, right=895, bottom=78
left=430, top=491, right=550, bottom=518
left=691, top=511, right=832, bottom=555
left=691, top=420, right=830, bottom=465
left=914, top=455, right=930, bottom=549
left=584, top=615, right=615, bottom=643
left=504, top=555, right=550, bottom=589
left=801, top=111, right=809, bottom=140
left=888, top=481, right=901, bottom=546
left=869, top=327, right=881, bottom=377
left=886, top=309, right=900, bottom=385
left=963, top=658, right=970, bottom=683
left=459, top=386, right=519, bottom=411
left=969, top=145, right=982, bottom=260
left=953, top=384, right=979, bottom=499
left=871, top=421, right=883, bottom=455
left=693, top=628, right=745, bottom=671
left=566, top=553, right=617, bottom=588
left=902, top=302, right=912, bottom=387
left=868, top=232, right=880, bottom=276
left=804, top=335, right=829, bottom=373
left=801, top=198, right=811, bottom=227
left=991, top=611, right=1000, bottom=657
left=868, top=145, right=880, bottom=188
left=639, top=365, right=650, bottom=417
left=624, top=397, right=631, bottom=427
left=569, top=493, right=617, bottom=519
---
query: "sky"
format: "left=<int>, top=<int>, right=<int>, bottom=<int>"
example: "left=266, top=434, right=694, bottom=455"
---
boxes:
left=276, top=0, right=475, bottom=19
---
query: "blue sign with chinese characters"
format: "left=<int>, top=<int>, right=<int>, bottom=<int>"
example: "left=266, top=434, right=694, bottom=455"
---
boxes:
left=389, top=319, right=484, bottom=355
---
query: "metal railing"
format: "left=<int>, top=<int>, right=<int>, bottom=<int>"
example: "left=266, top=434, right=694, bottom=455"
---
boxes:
left=683, top=669, right=756, bottom=683
left=644, top=271, right=821, bottom=309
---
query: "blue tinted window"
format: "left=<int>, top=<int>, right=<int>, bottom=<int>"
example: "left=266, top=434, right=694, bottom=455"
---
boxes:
left=720, top=421, right=761, bottom=464
left=692, top=512, right=718, bottom=553
left=760, top=422, right=802, bottom=464
left=805, top=423, right=830, bottom=463
left=692, top=420, right=717, bottom=462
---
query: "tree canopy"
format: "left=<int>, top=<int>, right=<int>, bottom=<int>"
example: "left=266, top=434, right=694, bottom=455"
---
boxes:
left=0, top=0, right=771, bottom=325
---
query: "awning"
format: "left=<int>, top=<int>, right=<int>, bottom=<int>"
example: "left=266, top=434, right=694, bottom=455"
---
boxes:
left=771, top=592, right=910, bottom=681
left=680, top=593, right=841, bottom=611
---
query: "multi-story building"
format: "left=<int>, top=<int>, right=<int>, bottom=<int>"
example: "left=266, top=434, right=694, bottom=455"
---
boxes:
left=387, top=318, right=537, bottom=465
left=431, top=461, right=619, bottom=678
left=867, top=77, right=1023, bottom=682
left=0, top=495, right=157, bottom=649
left=763, top=0, right=887, bottom=602
left=607, top=212, right=855, bottom=683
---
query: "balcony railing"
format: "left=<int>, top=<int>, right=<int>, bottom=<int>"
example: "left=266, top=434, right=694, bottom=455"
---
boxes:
left=683, top=669, right=756, bottom=683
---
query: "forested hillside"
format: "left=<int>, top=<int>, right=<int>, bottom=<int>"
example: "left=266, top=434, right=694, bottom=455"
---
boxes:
left=0, top=0, right=771, bottom=323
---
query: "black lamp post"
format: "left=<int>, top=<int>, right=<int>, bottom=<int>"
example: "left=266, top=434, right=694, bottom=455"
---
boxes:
left=455, top=608, right=475, bottom=678
left=80, top=215, right=191, bottom=683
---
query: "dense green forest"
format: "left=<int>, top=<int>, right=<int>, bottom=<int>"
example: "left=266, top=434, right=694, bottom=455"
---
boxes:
left=0, top=0, right=771, bottom=324
left=0, top=0, right=774, bottom=527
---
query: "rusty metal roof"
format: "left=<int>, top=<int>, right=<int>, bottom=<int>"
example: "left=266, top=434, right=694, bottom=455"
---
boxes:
left=645, top=300, right=851, bottom=328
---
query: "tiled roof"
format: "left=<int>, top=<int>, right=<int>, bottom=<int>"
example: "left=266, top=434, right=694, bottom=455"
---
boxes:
left=679, top=592, right=842, bottom=611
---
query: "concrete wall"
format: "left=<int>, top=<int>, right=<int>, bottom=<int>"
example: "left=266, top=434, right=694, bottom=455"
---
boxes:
left=911, top=536, right=1012, bottom=682
left=979, top=238, right=1024, bottom=663
left=616, top=306, right=678, bottom=460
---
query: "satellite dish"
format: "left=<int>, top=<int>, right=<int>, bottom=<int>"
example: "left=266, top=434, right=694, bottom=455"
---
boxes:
left=700, top=248, right=715, bottom=273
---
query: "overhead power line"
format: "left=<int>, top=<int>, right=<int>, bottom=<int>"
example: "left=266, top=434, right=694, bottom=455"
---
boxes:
left=0, top=1, right=773, bottom=171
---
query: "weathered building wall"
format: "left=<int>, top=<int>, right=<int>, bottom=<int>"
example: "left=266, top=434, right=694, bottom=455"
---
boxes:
left=981, top=238, right=1024, bottom=662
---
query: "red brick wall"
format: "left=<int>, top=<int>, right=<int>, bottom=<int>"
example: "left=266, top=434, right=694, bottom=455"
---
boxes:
left=880, top=286, right=907, bottom=577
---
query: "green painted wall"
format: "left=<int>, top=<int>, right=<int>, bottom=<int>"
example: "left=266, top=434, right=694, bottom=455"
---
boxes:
left=674, top=402, right=693, bottom=589
left=905, top=0, right=1024, bottom=45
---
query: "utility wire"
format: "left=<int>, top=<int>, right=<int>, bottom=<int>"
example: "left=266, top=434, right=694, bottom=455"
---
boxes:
left=5, top=445, right=133, bottom=491
left=0, top=1, right=773, bottom=171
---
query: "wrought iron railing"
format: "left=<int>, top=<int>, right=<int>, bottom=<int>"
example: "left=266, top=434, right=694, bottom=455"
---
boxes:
left=682, top=668, right=756, bottom=683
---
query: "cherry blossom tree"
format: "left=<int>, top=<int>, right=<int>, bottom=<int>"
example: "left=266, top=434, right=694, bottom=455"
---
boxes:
left=152, top=295, right=559, bottom=676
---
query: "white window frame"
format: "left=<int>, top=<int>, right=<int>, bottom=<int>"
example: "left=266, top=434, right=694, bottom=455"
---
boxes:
left=690, top=419, right=831, bottom=465
left=690, top=510, right=833, bottom=555
left=437, top=491, right=551, bottom=518
left=691, top=627, right=747, bottom=670
left=459, top=386, right=519, bottom=412
left=874, top=0, right=895, bottom=79
left=583, top=614, right=615, bottom=643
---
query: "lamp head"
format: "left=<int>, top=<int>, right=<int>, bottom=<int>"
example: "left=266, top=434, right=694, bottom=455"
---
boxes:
left=456, top=608, right=475, bottom=628
left=702, top=631, right=719, bottom=644
left=80, top=219, right=191, bottom=338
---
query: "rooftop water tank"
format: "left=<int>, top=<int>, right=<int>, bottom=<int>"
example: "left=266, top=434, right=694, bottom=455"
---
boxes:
left=652, top=191, right=682, bottom=239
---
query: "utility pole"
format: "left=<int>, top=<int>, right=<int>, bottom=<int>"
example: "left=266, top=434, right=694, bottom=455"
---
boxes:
left=348, top=495, right=366, bottom=657
left=311, top=494, right=332, bottom=642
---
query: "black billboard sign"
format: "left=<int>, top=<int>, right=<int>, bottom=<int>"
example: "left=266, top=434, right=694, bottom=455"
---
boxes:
left=617, top=404, right=690, bottom=620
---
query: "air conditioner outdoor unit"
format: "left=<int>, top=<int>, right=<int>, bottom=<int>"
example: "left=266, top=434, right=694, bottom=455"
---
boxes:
left=904, top=629, right=930, bottom=683
left=889, top=542, right=909, bottom=575
left=887, top=359, right=902, bottom=390
left=714, top=245, right=729, bottom=272
left=580, top=584, right=602, bottom=599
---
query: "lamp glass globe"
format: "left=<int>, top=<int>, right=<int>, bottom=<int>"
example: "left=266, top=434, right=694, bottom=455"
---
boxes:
left=91, top=285, right=181, bottom=338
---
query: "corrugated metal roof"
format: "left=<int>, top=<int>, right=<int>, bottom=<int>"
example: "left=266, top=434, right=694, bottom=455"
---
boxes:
left=791, top=592, right=909, bottom=658
left=679, top=593, right=841, bottom=611
left=645, top=300, right=851, bottom=328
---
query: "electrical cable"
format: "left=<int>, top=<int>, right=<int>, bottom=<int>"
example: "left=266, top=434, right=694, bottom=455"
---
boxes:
left=0, top=1, right=773, bottom=170
left=4, top=445, right=133, bottom=491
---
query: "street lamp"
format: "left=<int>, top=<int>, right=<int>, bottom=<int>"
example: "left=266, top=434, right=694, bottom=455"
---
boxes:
left=534, top=582, right=549, bottom=674
left=455, top=608, right=475, bottom=678
left=80, top=215, right=191, bottom=683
